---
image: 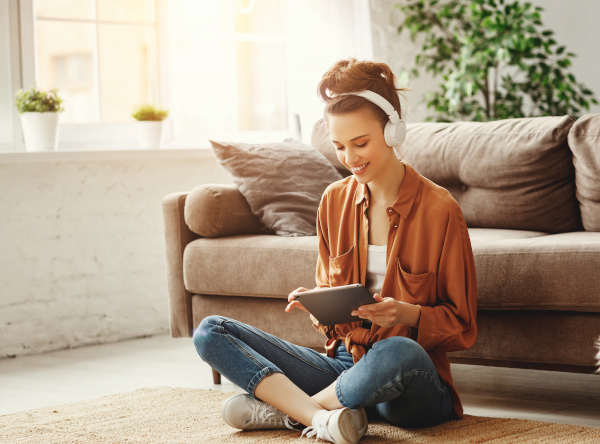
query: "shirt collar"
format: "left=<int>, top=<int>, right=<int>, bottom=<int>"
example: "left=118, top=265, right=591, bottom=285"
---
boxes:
left=354, top=181, right=368, bottom=206
left=353, top=161, right=420, bottom=219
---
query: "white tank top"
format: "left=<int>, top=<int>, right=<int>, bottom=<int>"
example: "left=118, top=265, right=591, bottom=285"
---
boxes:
left=365, top=244, right=387, bottom=295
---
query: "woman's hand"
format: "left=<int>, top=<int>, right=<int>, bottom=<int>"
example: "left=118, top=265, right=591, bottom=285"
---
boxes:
left=285, top=287, right=314, bottom=313
left=352, top=294, right=421, bottom=328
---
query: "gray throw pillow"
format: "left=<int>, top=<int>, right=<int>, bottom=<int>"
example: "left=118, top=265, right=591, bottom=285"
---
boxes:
left=210, top=139, right=343, bottom=236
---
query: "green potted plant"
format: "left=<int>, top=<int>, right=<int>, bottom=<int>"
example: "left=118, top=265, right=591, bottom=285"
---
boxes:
left=396, top=0, right=597, bottom=121
left=14, top=86, right=64, bottom=151
left=132, top=104, right=169, bottom=149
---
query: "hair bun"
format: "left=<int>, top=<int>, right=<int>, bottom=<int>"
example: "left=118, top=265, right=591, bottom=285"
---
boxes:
left=317, top=58, right=406, bottom=126
left=318, top=58, right=402, bottom=102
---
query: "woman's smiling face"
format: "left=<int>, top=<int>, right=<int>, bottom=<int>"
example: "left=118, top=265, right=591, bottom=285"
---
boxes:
left=328, top=109, right=394, bottom=184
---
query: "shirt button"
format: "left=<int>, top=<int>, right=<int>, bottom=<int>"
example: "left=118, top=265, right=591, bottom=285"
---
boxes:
left=461, top=184, right=468, bottom=192
left=393, top=225, right=398, bottom=228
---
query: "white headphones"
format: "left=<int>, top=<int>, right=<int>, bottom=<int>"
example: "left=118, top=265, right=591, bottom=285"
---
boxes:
left=338, top=90, right=406, bottom=148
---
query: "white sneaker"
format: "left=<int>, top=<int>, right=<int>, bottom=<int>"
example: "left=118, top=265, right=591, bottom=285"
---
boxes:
left=302, top=407, right=368, bottom=443
left=221, top=393, right=299, bottom=430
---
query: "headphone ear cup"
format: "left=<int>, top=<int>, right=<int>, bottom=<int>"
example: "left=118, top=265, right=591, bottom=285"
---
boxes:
left=384, top=120, right=406, bottom=147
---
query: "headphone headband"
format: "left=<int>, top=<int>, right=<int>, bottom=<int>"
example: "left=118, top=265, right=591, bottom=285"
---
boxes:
left=339, top=90, right=400, bottom=123
left=335, top=90, right=406, bottom=148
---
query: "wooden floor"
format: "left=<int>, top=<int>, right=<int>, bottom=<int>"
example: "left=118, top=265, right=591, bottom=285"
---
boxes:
left=1, top=335, right=599, bottom=428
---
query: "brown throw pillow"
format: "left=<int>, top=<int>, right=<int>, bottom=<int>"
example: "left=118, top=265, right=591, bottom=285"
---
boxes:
left=184, top=184, right=263, bottom=238
left=210, top=139, right=343, bottom=236
left=568, top=114, right=600, bottom=231
left=398, top=115, right=581, bottom=233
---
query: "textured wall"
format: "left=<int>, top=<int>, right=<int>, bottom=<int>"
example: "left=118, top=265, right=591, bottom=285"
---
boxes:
left=0, top=150, right=230, bottom=357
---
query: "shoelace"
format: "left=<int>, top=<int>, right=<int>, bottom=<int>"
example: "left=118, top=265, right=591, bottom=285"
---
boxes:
left=250, top=400, right=297, bottom=430
left=300, top=411, right=334, bottom=442
left=301, top=426, right=331, bottom=441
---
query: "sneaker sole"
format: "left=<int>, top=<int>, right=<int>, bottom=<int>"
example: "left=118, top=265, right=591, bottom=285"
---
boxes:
left=330, top=408, right=361, bottom=444
left=350, top=408, right=368, bottom=438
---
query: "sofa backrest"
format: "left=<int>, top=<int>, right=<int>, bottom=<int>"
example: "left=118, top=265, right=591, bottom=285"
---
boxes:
left=400, top=115, right=582, bottom=233
left=568, top=114, right=600, bottom=231
left=312, top=115, right=586, bottom=233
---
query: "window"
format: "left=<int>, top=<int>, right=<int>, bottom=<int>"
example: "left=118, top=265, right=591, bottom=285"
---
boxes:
left=34, top=0, right=159, bottom=124
left=3, top=0, right=372, bottom=151
left=166, top=0, right=289, bottom=146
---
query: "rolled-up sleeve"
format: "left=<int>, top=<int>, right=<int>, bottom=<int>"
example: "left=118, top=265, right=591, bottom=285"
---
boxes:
left=417, top=207, right=477, bottom=352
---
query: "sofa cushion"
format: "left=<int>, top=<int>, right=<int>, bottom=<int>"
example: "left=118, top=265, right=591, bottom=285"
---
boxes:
left=183, top=229, right=600, bottom=313
left=184, top=184, right=263, bottom=238
left=399, top=115, right=581, bottom=233
left=210, top=139, right=343, bottom=236
left=568, top=114, right=600, bottom=231
left=183, top=235, right=318, bottom=297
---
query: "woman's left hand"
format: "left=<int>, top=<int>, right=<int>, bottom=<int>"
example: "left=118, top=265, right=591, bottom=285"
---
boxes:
left=352, top=294, right=421, bottom=329
left=351, top=294, right=399, bottom=328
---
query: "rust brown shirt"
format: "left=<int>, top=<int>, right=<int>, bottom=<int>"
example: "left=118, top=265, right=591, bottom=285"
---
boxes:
left=313, top=161, right=478, bottom=418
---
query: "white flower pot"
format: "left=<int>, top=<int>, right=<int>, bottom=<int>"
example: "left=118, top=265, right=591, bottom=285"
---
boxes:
left=19, top=112, right=60, bottom=152
left=136, top=121, right=164, bottom=149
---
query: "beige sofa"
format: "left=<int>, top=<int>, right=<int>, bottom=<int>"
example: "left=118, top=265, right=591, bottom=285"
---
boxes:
left=163, top=114, right=600, bottom=379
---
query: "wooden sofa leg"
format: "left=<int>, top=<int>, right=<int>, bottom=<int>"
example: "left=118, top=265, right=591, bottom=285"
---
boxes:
left=212, top=368, right=221, bottom=384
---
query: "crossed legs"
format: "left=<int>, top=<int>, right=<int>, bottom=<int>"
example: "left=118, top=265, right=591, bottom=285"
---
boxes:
left=194, top=316, right=454, bottom=428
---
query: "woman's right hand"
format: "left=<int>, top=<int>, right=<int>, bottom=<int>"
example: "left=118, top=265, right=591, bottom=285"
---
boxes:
left=285, top=287, right=316, bottom=313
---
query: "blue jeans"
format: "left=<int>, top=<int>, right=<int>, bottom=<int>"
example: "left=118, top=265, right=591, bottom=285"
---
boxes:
left=194, top=315, right=455, bottom=428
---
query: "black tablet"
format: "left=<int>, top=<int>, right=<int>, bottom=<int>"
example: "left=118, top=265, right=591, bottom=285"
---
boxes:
left=294, top=284, right=376, bottom=325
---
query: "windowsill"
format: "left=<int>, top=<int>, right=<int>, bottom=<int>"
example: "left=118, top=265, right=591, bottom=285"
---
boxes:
left=0, top=129, right=301, bottom=162
left=0, top=146, right=216, bottom=163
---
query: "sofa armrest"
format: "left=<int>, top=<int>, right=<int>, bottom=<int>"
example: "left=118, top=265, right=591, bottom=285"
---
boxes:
left=162, top=191, right=199, bottom=337
left=184, top=184, right=263, bottom=237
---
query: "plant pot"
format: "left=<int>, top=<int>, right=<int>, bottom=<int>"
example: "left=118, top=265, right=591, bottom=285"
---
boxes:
left=19, top=112, right=60, bottom=152
left=136, top=121, right=164, bottom=149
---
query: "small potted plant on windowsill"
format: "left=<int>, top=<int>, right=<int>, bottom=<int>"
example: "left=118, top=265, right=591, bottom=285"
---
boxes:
left=15, top=86, right=64, bottom=152
left=132, top=104, right=169, bottom=149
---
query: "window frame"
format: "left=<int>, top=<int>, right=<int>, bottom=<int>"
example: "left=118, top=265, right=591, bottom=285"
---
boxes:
left=0, top=0, right=25, bottom=151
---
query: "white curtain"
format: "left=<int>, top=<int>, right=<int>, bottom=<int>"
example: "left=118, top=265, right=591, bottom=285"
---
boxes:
left=285, top=0, right=373, bottom=142
left=166, top=0, right=374, bottom=146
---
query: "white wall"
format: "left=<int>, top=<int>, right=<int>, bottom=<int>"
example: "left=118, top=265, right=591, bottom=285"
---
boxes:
left=369, top=0, right=600, bottom=122
left=0, top=150, right=230, bottom=357
left=533, top=0, right=600, bottom=115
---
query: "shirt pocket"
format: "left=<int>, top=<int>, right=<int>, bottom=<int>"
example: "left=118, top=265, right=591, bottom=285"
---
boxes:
left=329, top=246, right=355, bottom=287
left=396, top=260, right=433, bottom=304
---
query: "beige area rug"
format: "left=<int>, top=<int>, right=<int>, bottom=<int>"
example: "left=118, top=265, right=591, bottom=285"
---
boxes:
left=1, top=387, right=599, bottom=444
